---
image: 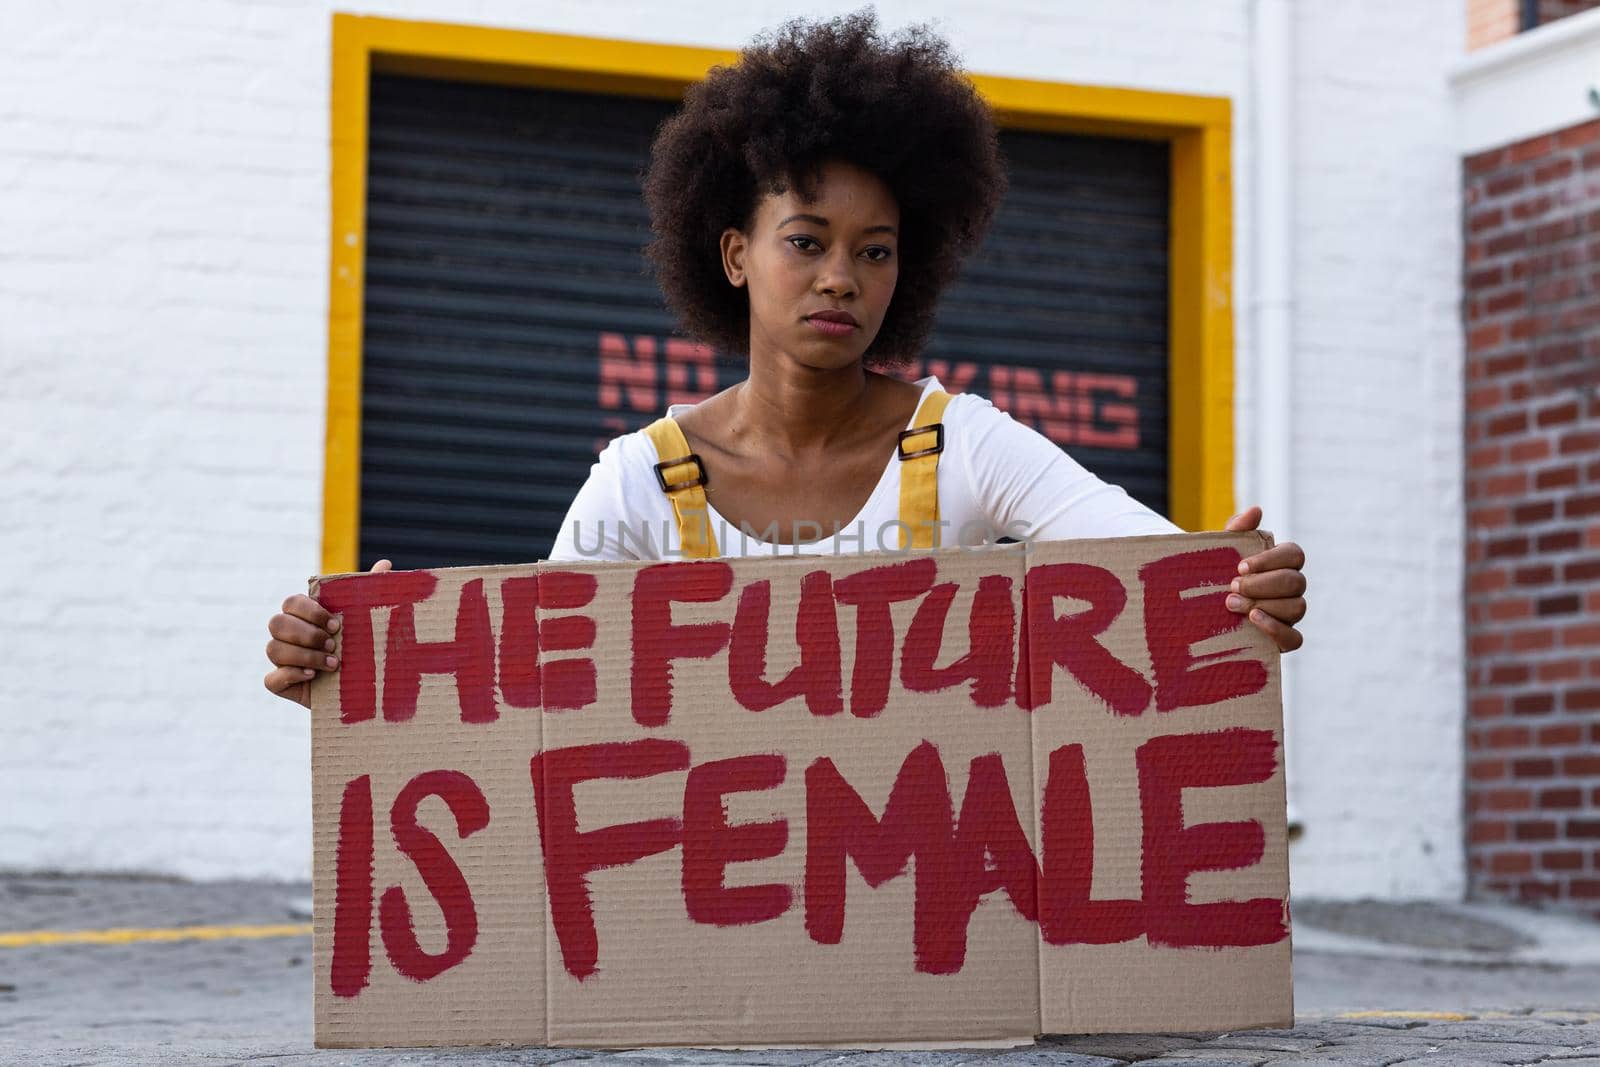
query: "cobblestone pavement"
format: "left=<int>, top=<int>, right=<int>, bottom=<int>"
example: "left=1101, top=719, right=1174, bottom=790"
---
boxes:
left=4, top=877, right=1600, bottom=1066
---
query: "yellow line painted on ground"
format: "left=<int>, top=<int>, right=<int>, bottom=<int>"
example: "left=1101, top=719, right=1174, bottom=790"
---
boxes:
left=1341, top=1010, right=1473, bottom=1022
left=0, top=923, right=312, bottom=948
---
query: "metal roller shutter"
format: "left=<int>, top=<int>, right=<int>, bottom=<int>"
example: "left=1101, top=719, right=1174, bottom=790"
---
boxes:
left=358, top=72, right=1169, bottom=568
left=926, top=131, right=1170, bottom=514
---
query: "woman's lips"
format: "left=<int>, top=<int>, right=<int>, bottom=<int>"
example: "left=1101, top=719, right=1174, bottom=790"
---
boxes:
left=807, top=317, right=857, bottom=337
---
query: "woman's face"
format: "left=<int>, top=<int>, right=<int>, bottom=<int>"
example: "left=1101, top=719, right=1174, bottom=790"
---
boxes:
left=720, top=158, right=900, bottom=371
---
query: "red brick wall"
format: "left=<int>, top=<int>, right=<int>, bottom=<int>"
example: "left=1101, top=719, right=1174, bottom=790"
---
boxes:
left=1469, top=0, right=1520, bottom=49
left=1464, top=117, right=1600, bottom=911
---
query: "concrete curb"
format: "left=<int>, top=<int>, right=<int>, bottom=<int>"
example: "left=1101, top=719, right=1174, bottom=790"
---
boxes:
left=1293, top=900, right=1600, bottom=968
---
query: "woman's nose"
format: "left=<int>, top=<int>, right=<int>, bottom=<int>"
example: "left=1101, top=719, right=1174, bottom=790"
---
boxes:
left=815, top=256, right=859, bottom=297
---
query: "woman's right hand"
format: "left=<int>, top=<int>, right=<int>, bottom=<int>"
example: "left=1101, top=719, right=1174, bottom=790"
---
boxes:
left=263, top=559, right=392, bottom=708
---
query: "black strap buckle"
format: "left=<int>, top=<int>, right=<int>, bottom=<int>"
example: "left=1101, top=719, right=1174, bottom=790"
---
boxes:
left=654, top=453, right=709, bottom=492
left=897, top=423, right=944, bottom=461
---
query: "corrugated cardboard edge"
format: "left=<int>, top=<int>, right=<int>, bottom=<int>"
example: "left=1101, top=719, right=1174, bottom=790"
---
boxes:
left=1250, top=529, right=1295, bottom=1032
left=306, top=573, right=327, bottom=1048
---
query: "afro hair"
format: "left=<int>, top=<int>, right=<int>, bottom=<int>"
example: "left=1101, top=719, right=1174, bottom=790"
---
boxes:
left=640, top=6, right=1009, bottom=368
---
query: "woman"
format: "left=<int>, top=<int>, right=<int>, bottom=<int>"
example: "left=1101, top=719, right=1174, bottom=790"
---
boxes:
left=263, top=9, right=1306, bottom=706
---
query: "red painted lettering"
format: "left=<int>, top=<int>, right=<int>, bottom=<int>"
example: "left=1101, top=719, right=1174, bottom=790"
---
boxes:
left=664, top=338, right=717, bottom=406
left=1140, top=548, right=1269, bottom=713
left=631, top=563, right=734, bottom=727
left=1038, top=744, right=1141, bottom=944
left=804, top=740, right=964, bottom=972
left=330, top=774, right=374, bottom=997
left=1016, top=563, right=1152, bottom=716
left=597, top=332, right=657, bottom=413
left=497, top=575, right=540, bottom=709
left=951, top=751, right=1037, bottom=925
left=729, top=571, right=843, bottom=716
left=832, top=558, right=938, bottom=718
left=1009, top=367, right=1060, bottom=439
left=538, top=571, right=600, bottom=711
left=531, top=739, right=691, bottom=979
left=499, top=572, right=598, bottom=711
left=922, top=358, right=979, bottom=396
left=682, top=754, right=791, bottom=926
left=378, top=770, right=491, bottom=982
left=902, top=574, right=1015, bottom=707
left=1137, top=728, right=1287, bottom=948
left=988, top=363, right=1013, bottom=412
left=1076, top=373, right=1140, bottom=449
left=383, top=578, right=497, bottom=723
left=316, top=571, right=438, bottom=724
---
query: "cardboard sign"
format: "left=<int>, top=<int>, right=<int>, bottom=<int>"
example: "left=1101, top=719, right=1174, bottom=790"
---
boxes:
left=309, top=533, right=1291, bottom=1049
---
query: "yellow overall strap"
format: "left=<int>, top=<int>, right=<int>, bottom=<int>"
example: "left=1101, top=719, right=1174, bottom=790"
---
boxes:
left=897, top=388, right=952, bottom=550
left=643, top=416, right=720, bottom=559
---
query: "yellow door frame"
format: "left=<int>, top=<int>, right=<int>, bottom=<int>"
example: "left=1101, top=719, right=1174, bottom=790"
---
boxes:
left=325, top=12, right=1234, bottom=573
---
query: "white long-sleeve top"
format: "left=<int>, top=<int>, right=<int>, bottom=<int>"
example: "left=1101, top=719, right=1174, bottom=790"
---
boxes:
left=546, top=374, right=1181, bottom=562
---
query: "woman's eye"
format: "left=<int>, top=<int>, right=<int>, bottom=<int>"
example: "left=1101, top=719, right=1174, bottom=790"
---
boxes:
left=786, top=236, right=892, bottom=261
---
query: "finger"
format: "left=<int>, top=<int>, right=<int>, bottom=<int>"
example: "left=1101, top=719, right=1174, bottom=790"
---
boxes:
left=1246, top=596, right=1307, bottom=626
left=371, top=559, right=393, bottom=573
left=1223, top=593, right=1306, bottom=622
left=1247, top=607, right=1303, bottom=652
left=263, top=665, right=313, bottom=696
left=283, top=593, right=334, bottom=630
left=266, top=638, right=339, bottom=672
left=1237, top=540, right=1305, bottom=576
left=1225, top=505, right=1263, bottom=532
left=268, top=612, right=335, bottom=652
left=1230, top=569, right=1306, bottom=600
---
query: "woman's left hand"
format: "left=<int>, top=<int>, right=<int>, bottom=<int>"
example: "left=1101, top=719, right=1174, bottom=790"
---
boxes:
left=1222, top=505, right=1306, bottom=653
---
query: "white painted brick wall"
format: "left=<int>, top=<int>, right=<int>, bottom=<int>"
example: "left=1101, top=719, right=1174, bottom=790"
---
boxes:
left=0, top=0, right=1465, bottom=897
left=1286, top=0, right=1467, bottom=899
